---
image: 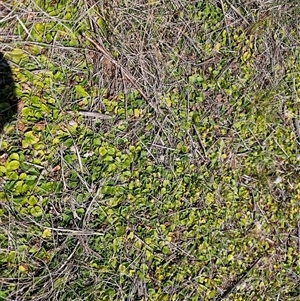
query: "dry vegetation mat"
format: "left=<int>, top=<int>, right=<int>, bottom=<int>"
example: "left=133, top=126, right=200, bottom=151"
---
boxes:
left=1, top=0, right=300, bottom=300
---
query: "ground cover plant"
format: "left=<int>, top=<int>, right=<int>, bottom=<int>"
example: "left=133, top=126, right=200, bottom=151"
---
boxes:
left=1, top=0, right=300, bottom=300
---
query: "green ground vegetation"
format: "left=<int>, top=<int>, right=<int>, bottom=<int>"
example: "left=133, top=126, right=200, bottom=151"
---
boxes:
left=1, top=0, right=300, bottom=300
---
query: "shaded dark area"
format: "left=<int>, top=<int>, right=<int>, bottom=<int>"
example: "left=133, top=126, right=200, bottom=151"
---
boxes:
left=0, top=52, right=18, bottom=133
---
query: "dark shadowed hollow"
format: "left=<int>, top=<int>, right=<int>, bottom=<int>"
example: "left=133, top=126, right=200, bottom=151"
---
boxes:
left=0, top=52, right=17, bottom=133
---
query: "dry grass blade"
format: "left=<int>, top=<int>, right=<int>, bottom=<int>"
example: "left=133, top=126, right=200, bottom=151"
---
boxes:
left=80, top=32, right=162, bottom=114
left=66, top=110, right=112, bottom=119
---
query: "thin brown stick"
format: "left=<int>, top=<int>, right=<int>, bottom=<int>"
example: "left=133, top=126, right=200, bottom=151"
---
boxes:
left=216, top=255, right=263, bottom=300
left=292, top=118, right=300, bottom=145
left=193, top=124, right=207, bottom=158
left=80, top=32, right=162, bottom=114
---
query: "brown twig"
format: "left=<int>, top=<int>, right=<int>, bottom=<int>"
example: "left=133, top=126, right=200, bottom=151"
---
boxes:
left=80, top=32, right=162, bottom=114
left=216, top=255, right=263, bottom=300
left=292, top=117, right=300, bottom=145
